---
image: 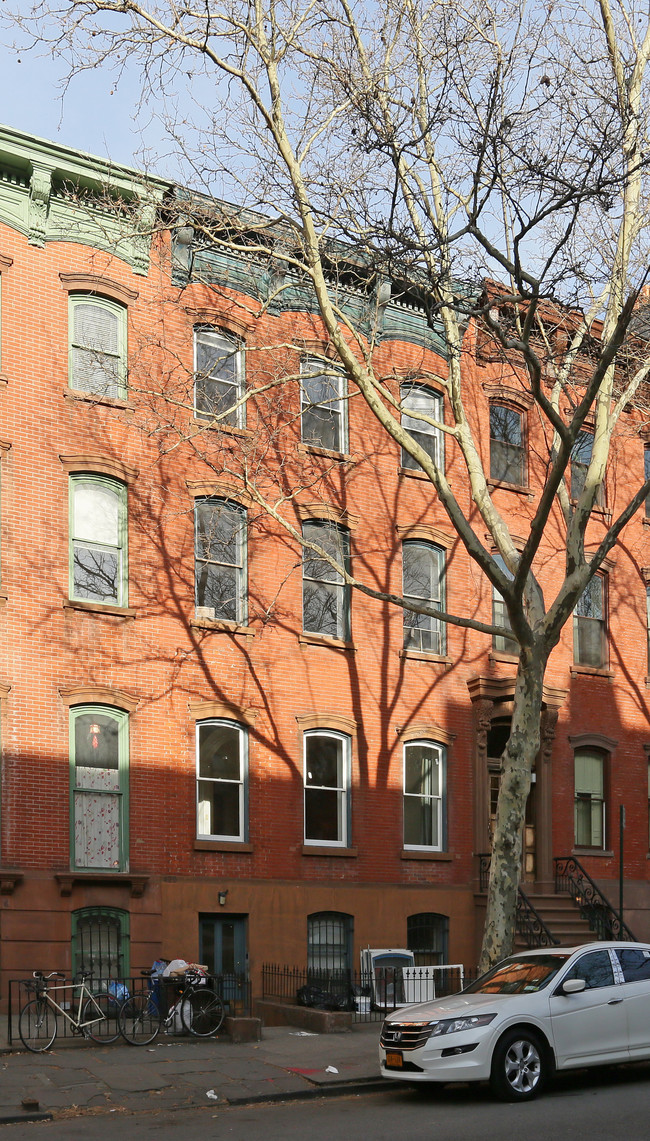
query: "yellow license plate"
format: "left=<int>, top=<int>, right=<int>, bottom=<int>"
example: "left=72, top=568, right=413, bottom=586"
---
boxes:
left=386, top=1051, right=403, bottom=1068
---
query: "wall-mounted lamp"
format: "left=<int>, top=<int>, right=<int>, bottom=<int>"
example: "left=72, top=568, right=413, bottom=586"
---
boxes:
left=218, top=890, right=229, bottom=907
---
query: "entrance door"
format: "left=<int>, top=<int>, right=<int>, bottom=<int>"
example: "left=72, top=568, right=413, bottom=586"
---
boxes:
left=199, top=914, right=247, bottom=1007
left=487, top=720, right=536, bottom=881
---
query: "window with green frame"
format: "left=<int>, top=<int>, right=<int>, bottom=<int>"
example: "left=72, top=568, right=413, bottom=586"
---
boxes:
left=70, top=706, right=129, bottom=870
left=69, top=475, right=128, bottom=606
left=69, top=295, right=127, bottom=399
left=72, top=906, right=130, bottom=980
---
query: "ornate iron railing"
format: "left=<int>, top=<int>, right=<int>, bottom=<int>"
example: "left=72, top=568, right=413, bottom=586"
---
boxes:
left=476, top=856, right=557, bottom=948
left=554, top=855, right=636, bottom=942
left=516, top=888, right=559, bottom=948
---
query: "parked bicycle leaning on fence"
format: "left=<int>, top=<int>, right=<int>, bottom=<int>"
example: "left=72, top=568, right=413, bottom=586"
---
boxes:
left=19, top=971, right=123, bottom=1052
left=119, top=967, right=225, bottom=1044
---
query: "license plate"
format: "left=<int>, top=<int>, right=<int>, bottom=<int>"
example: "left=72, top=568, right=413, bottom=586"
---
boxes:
left=385, top=1051, right=403, bottom=1069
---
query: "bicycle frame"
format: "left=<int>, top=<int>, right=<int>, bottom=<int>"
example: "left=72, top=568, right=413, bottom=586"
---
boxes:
left=34, top=978, right=104, bottom=1031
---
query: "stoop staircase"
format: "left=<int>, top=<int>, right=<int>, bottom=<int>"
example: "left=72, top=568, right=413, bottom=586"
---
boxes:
left=514, top=855, right=638, bottom=950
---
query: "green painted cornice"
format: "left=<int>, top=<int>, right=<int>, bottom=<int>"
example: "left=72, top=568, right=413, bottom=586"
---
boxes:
left=0, top=124, right=171, bottom=275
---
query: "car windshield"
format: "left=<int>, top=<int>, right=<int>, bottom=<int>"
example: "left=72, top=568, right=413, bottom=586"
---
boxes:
left=464, top=954, right=570, bottom=995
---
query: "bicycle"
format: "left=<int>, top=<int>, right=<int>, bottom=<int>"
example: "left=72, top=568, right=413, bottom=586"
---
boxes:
left=19, top=971, right=123, bottom=1052
left=119, top=968, right=225, bottom=1045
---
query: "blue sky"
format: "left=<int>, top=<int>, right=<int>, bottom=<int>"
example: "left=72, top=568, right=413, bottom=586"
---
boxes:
left=0, top=20, right=181, bottom=178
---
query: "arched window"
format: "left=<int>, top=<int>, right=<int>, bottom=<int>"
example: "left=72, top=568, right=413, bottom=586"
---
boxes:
left=72, top=906, right=129, bottom=980
left=303, top=730, right=350, bottom=846
left=403, top=740, right=446, bottom=850
left=69, top=295, right=127, bottom=399
left=402, top=541, right=445, bottom=654
left=70, top=706, right=129, bottom=870
left=69, top=475, right=128, bottom=606
left=194, top=327, right=244, bottom=426
left=407, top=913, right=448, bottom=966
left=307, top=911, right=353, bottom=976
left=400, top=385, right=443, bottom=471
left=196, top=719, right=248, bottom=841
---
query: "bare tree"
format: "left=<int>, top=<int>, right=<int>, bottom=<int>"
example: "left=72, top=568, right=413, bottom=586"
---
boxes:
left=10, top=0, right=650, bottom=969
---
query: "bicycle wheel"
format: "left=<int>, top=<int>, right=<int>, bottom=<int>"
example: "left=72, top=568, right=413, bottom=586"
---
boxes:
left=19, top=998, right=57, bottom=1052
left=181, top=987, right=225, bottom=1037
left=82, top=993, right=122, bottom=1044
left=118, top=992, right=162, bottom=1045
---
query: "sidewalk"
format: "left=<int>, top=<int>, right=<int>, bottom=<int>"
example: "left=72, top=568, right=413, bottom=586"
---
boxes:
left=0, top=1017, right=390, bottom=1124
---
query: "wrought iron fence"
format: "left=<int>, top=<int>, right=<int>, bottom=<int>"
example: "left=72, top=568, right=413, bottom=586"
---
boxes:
left=261, top=962, right=469, bottom=1022
left=8, top=971, right=251, bottom=1046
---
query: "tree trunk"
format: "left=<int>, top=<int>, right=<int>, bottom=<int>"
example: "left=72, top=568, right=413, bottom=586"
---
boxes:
left=478, top=648, right=547, bottom=973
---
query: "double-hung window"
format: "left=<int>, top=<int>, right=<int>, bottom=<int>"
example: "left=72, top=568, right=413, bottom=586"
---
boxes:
left=70, top=706, right=129, bottom=870
left=302, top=520, right=350, bottom=640
left=403, top=740, right=446, bottom=850
left=574, top=749, right=605, bottom=848
left=492, top=554, right=517, bottom=654
left=402, top=541, right=445, bottom=654
left=196, top=720, right=248, bottom=841
left=400, top=385, right=443, bottom=471
left=489, top=404, right=524, bottom=485
left=574, top=576, right=607, bottom=667
left=70, top=476, right=127, bottom=606
left=645, top=445, right=650, bottom=518
left=300, top=356, right=346, bottom=451
left=571, top=430, right=603, bottom=505
left=69, top=296, right=126, bottom=399
left=304, top=730, right=350, bottom=846
left=195, top=498, right=246, bottom=623
left=194, top=327, right=244, bottom=426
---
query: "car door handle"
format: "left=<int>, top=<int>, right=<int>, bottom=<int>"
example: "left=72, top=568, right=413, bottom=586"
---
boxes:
left=608, top=998, right=624, bottom=1005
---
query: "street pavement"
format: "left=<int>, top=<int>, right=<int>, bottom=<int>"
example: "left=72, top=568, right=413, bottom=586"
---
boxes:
left=0, top=1018, right=389, bottom=1124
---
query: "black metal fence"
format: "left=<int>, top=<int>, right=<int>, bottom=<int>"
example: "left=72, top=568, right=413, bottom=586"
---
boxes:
left=8, top=972, right=252, bottom=1046
left=261, top=962, right=469, bottom=1022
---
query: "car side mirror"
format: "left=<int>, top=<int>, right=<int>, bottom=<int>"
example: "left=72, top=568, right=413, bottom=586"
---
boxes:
left=562, top=978, right=586, bottom=995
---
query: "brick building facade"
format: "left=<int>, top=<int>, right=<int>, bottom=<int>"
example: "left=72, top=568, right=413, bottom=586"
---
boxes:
left=0, top=124, right=648, bottom=1004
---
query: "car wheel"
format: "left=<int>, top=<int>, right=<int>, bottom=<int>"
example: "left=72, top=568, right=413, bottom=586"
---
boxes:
left=490, top=1028, right=546, bottom=1101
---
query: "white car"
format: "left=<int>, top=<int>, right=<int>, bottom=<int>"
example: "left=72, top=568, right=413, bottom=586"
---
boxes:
left=379, top=942, right=650, bottom=1100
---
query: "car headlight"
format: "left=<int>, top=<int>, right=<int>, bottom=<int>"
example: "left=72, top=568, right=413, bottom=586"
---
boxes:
left=428, top=1013, right=497, bottom=1035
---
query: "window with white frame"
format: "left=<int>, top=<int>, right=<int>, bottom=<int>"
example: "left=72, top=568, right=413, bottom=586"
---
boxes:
left=492, top=553, right=517, bottom=654
left=571, top=430, right=603, bottom=505
left=303, top=730, right=350, bottom=846
left=645, top=445, right=650, bottom=518
left=574, top=749, right=605, bottom=848
left=302, top=520, right=350, bottom=639
left=403, top=740, right=446, bottom=850
left=70, top=476, right=127, bottom=606
left=69, top=295, right=127, bottom=399
left=194, top=327, right=244, bottom=426
left=70, top=706, right=129, bottom=870
left=489, top=404, right=524, bottom=485
left=195, top=498, right=246, bottom=623
left=196, top=720, right=248, bottom=841
left=400, top=385, right=443, bottom=471
left=402, top=541, right=445, bottom=654
left=300, top=356, right=346, bottom=451
left=573, top=576, right=607, bottom=667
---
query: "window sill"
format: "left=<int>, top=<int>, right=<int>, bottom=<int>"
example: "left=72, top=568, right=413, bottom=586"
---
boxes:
left=301, top=844, right=358, bottom=857
left=643, top=516, right=650, bottom=527
left=401, top=849, right=453, bottom=861
left=63, top=388, right=131, bottom=413
left=570, top=501, right=612, bottom=522
left=194, top=840, right=253, bottom=853
left=571, top=848, right=613, bottom=859
left=570, top=664, right=614, bottom=679
left=0, top=374, right=8, bottom=388
left=488, top=651, right=519, bottom=665
left=398, top=466, right=433, bottom=481
left=487, top=478, right=535, bottom=500
left=64, top=599, right=136, bottom=618
left=297, top=442, right=353, bottom=463
left=299, top=632, right=355, bottom=650
left=0, top=870, right=22, bottom=894
left=399, top=650, right=451, bottom=665
left=190, top=618, right=254, bottom=637
left=192, top=417, right=252, bottom=438
left=0, top=590, right=7, bottom=607
left=55, top=871, right=148, bottom=897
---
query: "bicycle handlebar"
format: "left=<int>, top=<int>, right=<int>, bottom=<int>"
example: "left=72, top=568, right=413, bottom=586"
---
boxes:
left=33, top=971, right=66, bottom=980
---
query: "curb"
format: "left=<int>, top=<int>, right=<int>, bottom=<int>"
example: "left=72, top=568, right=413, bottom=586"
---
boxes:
left=0, top=1112, right=54, bottom=1125
left=225, top=1077, right=393, bottom=1107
